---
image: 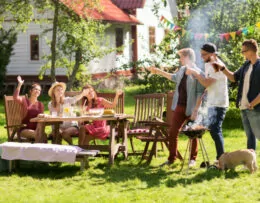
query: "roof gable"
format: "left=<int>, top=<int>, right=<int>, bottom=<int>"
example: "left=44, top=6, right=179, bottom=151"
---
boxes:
left=112, top=0, right=145, bottom=9
left=60, top=0, right=141, bottom=24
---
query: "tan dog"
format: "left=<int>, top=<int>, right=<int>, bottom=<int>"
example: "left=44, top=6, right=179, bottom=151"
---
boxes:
left=218, top=149, right=257, bottom=173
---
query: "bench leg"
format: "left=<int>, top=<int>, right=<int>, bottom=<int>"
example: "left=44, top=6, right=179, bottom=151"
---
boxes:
left=8, top=160, right=12, bottom=173
left=80, top=156, right=89, bottom=171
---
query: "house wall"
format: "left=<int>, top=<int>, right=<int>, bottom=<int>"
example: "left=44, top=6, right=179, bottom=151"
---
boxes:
left=4, top=0, right=176, bottom=87
left=5, top=22, right=132, bottom=78
left=136, top=0, right=176, bottom=61
left=88, top=24, right=132, bottom=75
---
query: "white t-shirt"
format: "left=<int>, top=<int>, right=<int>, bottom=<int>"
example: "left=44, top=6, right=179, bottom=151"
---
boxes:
left=205, top=59, right=229, bottom=108
left=240, top=64, right=253, bottom=110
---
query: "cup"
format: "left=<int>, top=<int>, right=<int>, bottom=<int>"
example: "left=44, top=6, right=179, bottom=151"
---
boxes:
left=52, top=111, right=57, bottom=117
left=63, top=106, right=70, bottom=117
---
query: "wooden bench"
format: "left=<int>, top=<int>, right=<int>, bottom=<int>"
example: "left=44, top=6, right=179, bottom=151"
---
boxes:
left=0, top=142, right=99, bottom=172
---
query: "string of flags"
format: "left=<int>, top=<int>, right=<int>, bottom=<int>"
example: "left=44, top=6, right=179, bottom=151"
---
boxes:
left=160, top=16, right=260, bottom=42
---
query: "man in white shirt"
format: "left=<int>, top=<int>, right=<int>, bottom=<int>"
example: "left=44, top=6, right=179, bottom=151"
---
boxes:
left=186, top=43, right=229, bottom=161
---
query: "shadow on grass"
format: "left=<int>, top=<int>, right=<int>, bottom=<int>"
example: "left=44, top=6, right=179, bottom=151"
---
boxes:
left=165, top=168, right=241, bottom=187
left=0, top=161, right=80, bottom=179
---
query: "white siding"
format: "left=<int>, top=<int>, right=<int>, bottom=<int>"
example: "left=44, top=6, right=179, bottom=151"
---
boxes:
left=87, top=24, right=132, bottom=74
left=136, top=0, right=174, bottom=61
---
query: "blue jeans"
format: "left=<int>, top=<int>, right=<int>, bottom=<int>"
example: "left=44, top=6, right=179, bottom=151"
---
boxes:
left=208, top=107, right=227, bottom=160
left=241, top=109, right=260, bottom=150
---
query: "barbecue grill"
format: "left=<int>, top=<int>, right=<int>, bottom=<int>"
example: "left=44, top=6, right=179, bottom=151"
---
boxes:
left=180, top=121, right=210, bottom=172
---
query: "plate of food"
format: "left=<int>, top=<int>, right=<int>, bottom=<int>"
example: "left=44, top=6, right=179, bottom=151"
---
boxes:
left=102, top=109, right=115, bottom=117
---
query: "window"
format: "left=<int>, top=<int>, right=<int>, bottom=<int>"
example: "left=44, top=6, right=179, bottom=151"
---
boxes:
left=115, top=28, right=123, bottom=54
left=30, top=35, right=39, bottom=61
left=149, top=27, right=156, bottom=53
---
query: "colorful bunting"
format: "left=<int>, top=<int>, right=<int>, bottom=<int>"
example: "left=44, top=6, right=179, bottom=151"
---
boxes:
left=159, top=15, right=260, bottom=42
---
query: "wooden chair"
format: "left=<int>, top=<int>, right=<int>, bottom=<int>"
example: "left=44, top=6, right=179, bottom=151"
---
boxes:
left=128, top=93, right=166, bottom=154
left=136, top=91, right=183, bottom=164
left=4, top=95, right=27, bottom=142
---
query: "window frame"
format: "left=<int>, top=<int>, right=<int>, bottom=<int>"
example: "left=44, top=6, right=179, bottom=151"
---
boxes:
left=30, top=35, right=40, bottom=61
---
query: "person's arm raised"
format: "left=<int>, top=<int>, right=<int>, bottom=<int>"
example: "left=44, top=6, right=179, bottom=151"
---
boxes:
left=13, top=75, right=24, bottom=103
left=102, top=89, right=123, bottom=108
left=146, top=66, right=172, bottom=80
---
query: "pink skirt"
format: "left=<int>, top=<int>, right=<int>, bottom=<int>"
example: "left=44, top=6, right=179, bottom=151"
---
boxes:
left=84, top=120, right=110, bottom=139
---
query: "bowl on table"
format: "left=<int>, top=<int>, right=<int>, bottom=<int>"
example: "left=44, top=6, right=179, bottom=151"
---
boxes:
left=86, top=108, right=104, bottom=116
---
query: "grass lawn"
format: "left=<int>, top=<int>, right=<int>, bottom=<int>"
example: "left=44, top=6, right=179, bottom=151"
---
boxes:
left=0, top=86, right=260, bottom=203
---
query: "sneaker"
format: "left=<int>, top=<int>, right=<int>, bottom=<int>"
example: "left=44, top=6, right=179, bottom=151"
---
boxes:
left=159, top=160, right=173, bottom=167
left=188, top=160, right=196, bottom=167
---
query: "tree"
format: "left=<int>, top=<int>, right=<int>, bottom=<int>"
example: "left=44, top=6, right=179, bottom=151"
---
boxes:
left=0, top=28, right=17, bottom=97
left=35, top=0, right=115, bottom=89
left=123, top=0, right=260, bottom=94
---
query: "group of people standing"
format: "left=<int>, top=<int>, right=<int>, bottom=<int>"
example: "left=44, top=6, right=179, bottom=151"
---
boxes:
left=148, top=39, right=260, bottom=167
left=14, top=77, right=122, bottom=145
left=13, top=38, right=260, bottom=168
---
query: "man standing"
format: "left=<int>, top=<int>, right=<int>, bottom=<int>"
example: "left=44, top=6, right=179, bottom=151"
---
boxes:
left=186, top=43, right=229, bottom=161
left=214, top=39, right=260, bottom=150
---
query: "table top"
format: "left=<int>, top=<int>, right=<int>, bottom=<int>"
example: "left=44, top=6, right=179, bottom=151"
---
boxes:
left=30, top=114, right=134, bottom=123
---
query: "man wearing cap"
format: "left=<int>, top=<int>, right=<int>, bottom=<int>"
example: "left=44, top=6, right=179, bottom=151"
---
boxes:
left=214, top=39, right=260, bottom=150
left=186, top=42, right=229, bottom=162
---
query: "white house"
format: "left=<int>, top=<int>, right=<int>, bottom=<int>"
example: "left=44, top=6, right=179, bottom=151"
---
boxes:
left=4, top=0, right=177, bottom=92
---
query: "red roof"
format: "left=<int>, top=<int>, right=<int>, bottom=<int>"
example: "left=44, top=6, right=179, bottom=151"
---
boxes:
left=60, top=0, right=141, bottom=24
left=112, top=0, right=145, bottom=9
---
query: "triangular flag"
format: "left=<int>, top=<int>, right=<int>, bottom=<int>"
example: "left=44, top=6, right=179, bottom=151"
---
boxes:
left=160, top=16, right=164, bottom=21
left=204, top=33, right=209, bottom=40
left=236, top=30, right=242, bottom=36
left=174, top=26, right=181, bottom=31
left=170, top=23, right=175, bottom=30
left=248, top=26, right=255, bottom=33
left=242, top=28, right=248, bottom=35
left=182, top=29, right=186, bottom=37
left=189, top=32, right=194, bottom=40
left=194, top=33, right=200, bottom=40
left=230, top=32, right=236, bottom=40
left=224, top=33, right=230, bottom=41
left=219, top=34, right=225, bottom=41
left=166, top=21, right=171, bottom=27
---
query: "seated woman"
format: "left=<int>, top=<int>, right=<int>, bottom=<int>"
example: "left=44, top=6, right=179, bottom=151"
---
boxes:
left=79, top=84, right=123, bottom=145
left=13, top=76, right=44, bottom=141
left=48, top=82, right=88, bottom=145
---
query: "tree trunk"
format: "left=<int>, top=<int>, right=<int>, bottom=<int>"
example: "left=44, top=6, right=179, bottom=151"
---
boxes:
left=67, top=48, right=82, bottom=90
left=50, top=0, right=59, bottom=82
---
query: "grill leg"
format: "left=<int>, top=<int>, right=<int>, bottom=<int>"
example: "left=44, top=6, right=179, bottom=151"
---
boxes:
left=180, top=138, right=191, bottom=172
left=199, top=138, right=210, bottom=165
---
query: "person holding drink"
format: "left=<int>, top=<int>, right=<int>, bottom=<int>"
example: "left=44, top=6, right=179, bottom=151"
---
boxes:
left=213, top=39, right=260, bottom=150
left=185, top=43, right=229, bottom=162
left=48, top=82, right=88, bottom=145
left=78, top=84, right=123, bottom=145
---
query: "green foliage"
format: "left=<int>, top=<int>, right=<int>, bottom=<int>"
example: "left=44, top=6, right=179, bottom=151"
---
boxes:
left=0, top=28, right=17, bottom=97
left=36, top=0, right=115, bottom=89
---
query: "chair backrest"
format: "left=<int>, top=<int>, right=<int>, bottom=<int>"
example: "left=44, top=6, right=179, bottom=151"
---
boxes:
left=4, top=95, right=25, bottom=141
left=64, top=91, right=124, bottom=114
left=166, top=91, right=174, bottom=126
left=96, top=92, right=124, bottom=114
left=132, top=93, right=166, bottom=128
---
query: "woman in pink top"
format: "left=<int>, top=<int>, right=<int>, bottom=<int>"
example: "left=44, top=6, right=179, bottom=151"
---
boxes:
left=79, top=84, right=123, bottom=145
left=13, top=76, right=44, bottom=141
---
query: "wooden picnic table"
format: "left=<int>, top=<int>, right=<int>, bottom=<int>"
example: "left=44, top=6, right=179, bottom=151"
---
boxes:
left=30, top=114, right=134, bottom=165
